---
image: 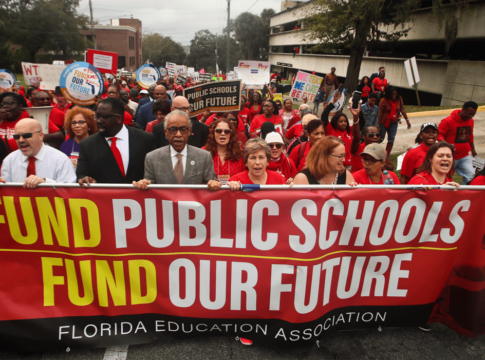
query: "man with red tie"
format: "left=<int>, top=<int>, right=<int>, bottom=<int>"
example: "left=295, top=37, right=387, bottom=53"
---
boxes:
left=76, top=98, right=156, bottom=186
left=0, top=118, right=76, bottom=188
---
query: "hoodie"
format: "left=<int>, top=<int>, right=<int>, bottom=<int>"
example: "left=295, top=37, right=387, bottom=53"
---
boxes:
left=438, top=110, right=474, bottom=160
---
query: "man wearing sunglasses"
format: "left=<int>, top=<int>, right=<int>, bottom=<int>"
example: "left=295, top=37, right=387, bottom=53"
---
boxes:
left=0, top=118, right=76, bottom=188
left=76, top=98, right=156, bottom=186
left=133, top=110, right=220, bottom=191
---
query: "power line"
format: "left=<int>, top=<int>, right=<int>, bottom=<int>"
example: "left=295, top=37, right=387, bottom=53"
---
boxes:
left=246, top=0, right=259, bottom=12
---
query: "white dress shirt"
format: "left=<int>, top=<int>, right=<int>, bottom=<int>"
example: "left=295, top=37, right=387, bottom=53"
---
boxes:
left=128, top=100, right=138, bottom=115
left=105, top=125, right=129, bottom=174
left=170, top=145, right=187, bottom=173
left=1, top=144, right=76, bottom=183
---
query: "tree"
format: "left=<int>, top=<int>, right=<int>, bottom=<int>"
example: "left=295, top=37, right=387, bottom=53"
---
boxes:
left=303, top=0, right=418, bottom=92
left=258, top=8, right=276, bottom=61
left=142, top=33, right=185, bottom=67
left=185, top=30, right=217, bottom=73
left=234, top=12, right=263, bottom=60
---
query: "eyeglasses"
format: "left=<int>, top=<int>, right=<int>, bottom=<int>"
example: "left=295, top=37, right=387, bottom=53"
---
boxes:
left=361, top=157, right=380, bottom=164
left=12, top=131, right=41, bottom=140
left=0, top=101, right=18, bottom=107
left=329, top=154, right=347, bottom=160
left=269, top=143, right=283, bottom=149
left=94, top=114, right=122, bottom=122
left=167, top=126, right=190, bottom=135
left=215, top=129, right=232, bottom=135
left=173, top=106, right=191, bottom=112
left=72, top=120, right=86, bottom=126
left=367, top=132, right=381, bottom=138
left=107, top=91, right=119, bottom=95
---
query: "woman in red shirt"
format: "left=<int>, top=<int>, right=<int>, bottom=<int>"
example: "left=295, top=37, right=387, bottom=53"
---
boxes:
left=400, top=122, right=438, bottom=184
left=353, top=143, right=400, bottom=185
left=249, top=100, right=284, bottom=137
left=146, top=100, right=171, bottom=133
left=469, top=168, right=485, bottom=185
left=289, top=119, right=325, bottom=171
left=408, top=142, right=460, bottom=187
left=357, top=76, right=372, bottom=104
left=227, top=138, right=286, bottom=189
left=279, top=99, right=299, bottom=131
left=265, top=132, right=297, bottom=184
left=226, top=112, right=248, bottom=148
left=372, top=71, right=387, bottom=95
left=204, top=118, right=245, bottom=184
left=248, top=91, right=263, bottom=120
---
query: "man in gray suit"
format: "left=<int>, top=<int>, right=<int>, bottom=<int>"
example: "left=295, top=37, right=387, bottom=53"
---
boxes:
left=133, top=110, right=221, bottom=191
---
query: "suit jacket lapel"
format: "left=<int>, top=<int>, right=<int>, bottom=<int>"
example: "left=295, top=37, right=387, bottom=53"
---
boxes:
left=125, top=127, right=136, bottom=178
left=182, top=146, right=197, bottom=184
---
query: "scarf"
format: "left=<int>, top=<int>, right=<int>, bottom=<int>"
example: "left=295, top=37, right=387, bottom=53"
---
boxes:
left=267, top=154, right=292, bottom=180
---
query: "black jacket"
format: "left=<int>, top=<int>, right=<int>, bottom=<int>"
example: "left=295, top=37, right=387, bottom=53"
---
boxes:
left=77, top=126, right=156, bottom=184
left=152, top=117, right=209, bottom=149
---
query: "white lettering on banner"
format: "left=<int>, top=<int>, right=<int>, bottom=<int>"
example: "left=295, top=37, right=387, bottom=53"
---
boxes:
left=111, top=198, right=470, bottom=250
left=169, top=259, right=196, bottom=307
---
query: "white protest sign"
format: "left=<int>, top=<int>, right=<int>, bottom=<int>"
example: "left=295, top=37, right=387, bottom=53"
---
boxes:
left=289, top=70, right=323, bottom=102
left=166, top=62, right=176, bottom=77
left=25, top=106, right=53, bottom=134
left=404, top=57, right=420, bottom=86
left=472, top=156, right=485, bottom=172
left=397, top=152, right=407, bottom=171
left=22, top=62, right=66, bottom=90
left=176, top=65, right=186, bottom=76
left=189, top=72, right=199, bottom=82
left=93, top=54, right=112, bottom=71
left=237, top=60, right=270, bottom=87
left=188, top=67, right=195, bottom=74
left=52, top=61, right=65, bottom=66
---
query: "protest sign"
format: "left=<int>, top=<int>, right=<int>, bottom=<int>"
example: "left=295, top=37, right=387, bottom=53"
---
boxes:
left=273, top=93, right=283, bottom=104
left=188, top=67, right=195, bottom=74
left=166, top=62, right=176, bottom=77
left=200, top=73, right=212, bottom=82
left=135, top=64, right=161, bottom=89
left=289, top=71, right=323, bottom=101
left=176, top=75, right=187, bottom=86
left=200, top=68, right=205, bottom=74
left=176, top=65, right=186, bottom=76
left=167, top=90, right=175, bottom=99
left=0, top=185, right=484, bottom=351
left=327, top=89, right=348, bottom=113
left=52, top=61, right=65, bottom=66
left=0, top=69, right=16, bottom=89
left=86, top=49, right=118, bottom=74
left=59, top=62, right=104, bottom=105
left=189, top=72, right=199, bottom=83
left=21, top=62, right=66, bottom=90
left=183, top=79, right=242, bottom=116
left=472, top=156, right=485, bottom=173
left=25, top=106, right=53, bottom=134
left=237, top=60, right=270, bottom=87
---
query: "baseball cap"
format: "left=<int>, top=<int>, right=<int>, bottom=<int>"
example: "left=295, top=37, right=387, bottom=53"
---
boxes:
left=360, top=143, right=386, bottom=161
left=420, top=122, right=438, bottom=132
left=265, top=132, right=284, bottom=144
left=140, top=89, right=149, bottom=94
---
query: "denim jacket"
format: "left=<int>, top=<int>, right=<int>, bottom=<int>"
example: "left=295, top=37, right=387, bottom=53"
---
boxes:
left=361, top=103, right=379, bottom=128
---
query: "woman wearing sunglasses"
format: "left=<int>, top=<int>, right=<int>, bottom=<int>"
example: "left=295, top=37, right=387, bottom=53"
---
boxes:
left=352, top=143, right=400, bottom=185
left=60, top=107, right=97, bottom=168
left=265, top=132, right=296, bottom=184
left=204, top=118, right=245, bottom=184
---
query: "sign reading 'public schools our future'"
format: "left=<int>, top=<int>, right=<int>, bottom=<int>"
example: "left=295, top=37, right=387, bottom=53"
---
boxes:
left=183, top=80, right=242, bottom=116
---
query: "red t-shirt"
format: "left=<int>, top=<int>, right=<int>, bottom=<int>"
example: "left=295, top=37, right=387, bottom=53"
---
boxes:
left=228, top=170, right=286, bottom=185
left=49, top=103, right=72, bottom=129
left=286, top=115, right=301, bottom=130
left=351, top=142, right=366, bottom=173
left=438, top=110, right=474, bottom=160
left=270, top=74, right=278, bottom=80
left=212, top=155, right=245, bottom=182
left=250, top=114, right=284, bottom=135
left=0, top=111, right=32, bottom=152
left=238, top=108, right=251, bottom=127
left=470, top=176, right=485, bottom=185
left=408, top=171, right=452, bottom=185
left=400, top=143, right=429, bottom=179
left=285, top=123, right=303, bottom=140
left=249, top=104, right=262, bottom=120
left=353, top=169, right=401, bottom=185
left=236, top=130, right=247, bottom=147
left=123, top=111, right=133, bottom=125
left=372, top=77, right=387, bottom=91
left=361, top=85, right=371, bottom=98
left=145, top=120, right=160, bottom=133
left=289, top=141, right=311, bottom=171
left=325, top=124, right=353, bottom=166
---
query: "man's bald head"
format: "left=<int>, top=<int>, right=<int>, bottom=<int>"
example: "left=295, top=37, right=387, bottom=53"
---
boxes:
left=15, top=119, right=44, bottom=157
left=15, top=118, right=42, bottom=133
left=153, top=85, right=167, bottom=101
left=171, top=96, right=191, bottom=115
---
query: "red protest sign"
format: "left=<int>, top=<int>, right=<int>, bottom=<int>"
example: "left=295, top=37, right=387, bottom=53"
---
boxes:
left=86, top=49, right=118, bottom=73
left=0, top=186, right=484, bottom=350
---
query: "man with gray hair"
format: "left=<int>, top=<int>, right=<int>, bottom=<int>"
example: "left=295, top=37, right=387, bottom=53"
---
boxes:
left=133, top=110, right=221, bottom=190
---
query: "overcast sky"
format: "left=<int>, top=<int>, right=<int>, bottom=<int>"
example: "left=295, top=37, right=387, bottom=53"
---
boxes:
left=77, top=0, right=284, bottom=46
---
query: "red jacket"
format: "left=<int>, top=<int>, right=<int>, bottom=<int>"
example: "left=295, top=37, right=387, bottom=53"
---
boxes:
left=438, top=110, right=474, bottom=160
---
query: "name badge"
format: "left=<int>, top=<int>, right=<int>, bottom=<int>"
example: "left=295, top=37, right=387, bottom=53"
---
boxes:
left=217, top=174, right=230, bottom=185
left=69, top=152, right=79, bottom=167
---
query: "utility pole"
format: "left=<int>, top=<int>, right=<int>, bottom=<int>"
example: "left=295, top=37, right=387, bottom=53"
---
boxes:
left=227, top=0, right=230, bottom=74
left=89, top=0, right=96, bottom=49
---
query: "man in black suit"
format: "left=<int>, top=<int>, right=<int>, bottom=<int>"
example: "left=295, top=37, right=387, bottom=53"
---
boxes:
left=77, top=98, right=156, bottom=186
left=134, top=83, right=156, bottom=121
left=136, top=85, right=171, bottom=130
left=152, top=96, right=209, bottom=148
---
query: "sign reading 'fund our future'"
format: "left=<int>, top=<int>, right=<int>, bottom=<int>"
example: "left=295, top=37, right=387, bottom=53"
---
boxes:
left=59, top=62, right=104, bottom=105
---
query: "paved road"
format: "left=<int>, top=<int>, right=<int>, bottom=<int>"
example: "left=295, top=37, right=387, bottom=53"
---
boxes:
left=0, top=323, right=483, bottom=359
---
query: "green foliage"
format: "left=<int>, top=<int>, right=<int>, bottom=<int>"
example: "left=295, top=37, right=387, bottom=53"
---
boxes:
left=142, top=33, right=185, bottom=67
left=234, top=8, right=274, bottom=61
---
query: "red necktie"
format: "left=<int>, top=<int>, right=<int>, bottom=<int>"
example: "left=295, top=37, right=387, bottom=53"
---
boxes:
left=110, top=137, right=125, bottom=177
left=27, top=157, right=36, bottom=177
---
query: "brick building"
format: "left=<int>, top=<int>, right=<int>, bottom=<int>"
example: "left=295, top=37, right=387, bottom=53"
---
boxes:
left=81, top=18, right=142, bottom=70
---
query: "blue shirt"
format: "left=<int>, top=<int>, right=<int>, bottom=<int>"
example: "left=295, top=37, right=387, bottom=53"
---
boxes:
left=361, top=103, right=379, bottom=128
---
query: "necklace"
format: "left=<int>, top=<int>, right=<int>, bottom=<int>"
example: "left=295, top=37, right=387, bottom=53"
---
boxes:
left=318, top=172, right=338, bottom=185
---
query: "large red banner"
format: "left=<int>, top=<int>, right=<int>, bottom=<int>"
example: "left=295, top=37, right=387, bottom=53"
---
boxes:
left=0, top=186, right=484, bottom=350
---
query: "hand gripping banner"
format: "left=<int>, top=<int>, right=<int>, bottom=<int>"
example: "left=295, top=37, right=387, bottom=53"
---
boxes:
left=0, top=185, right=484, bottom=351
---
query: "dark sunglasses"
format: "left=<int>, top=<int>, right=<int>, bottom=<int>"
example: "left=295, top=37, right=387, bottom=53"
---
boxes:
left=0, top=101, right=18, bottom=108
left=167, top=126, right=190, bottom=135
left=367, top=132, right=381, bottom=138
left=269, top=143, right=283, bottom=149
left=215, top=129, right=232, bottom=135
left=12, top=131, right=41, bottom=140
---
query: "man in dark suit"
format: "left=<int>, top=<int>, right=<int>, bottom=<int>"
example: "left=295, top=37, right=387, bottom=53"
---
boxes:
left=133, top=110, right=221, bottom=191
left=152, top=95, right=209, bottom=148
left=136, top=85, right=172, bottom=130
left=134, top=84, right=155, bottom=121
left=77, top=98, right=156, bottom=186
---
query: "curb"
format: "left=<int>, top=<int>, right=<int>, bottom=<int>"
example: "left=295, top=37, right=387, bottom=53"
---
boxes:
left=408, top=105, right=485, bottom=118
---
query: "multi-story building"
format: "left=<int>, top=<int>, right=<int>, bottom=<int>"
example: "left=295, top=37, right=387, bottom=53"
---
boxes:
left=269, top=1, right=485, bottom=105
left=81, top=18, right=142, bottom=71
